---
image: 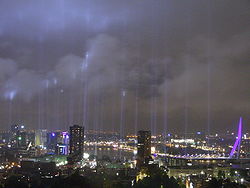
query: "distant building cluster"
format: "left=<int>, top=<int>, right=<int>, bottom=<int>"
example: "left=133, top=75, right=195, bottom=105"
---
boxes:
left=0, top=123, right=250, bottom=187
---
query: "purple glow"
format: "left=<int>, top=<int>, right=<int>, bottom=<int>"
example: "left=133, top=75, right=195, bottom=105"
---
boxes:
left=229, top=117, right=242, bottom=158
left=62, top=132, right=67, bottom=136
left=4, top=90, right=17, bottom=101
left=122, top=90, right=126, bottom=97
left=45, top=80, right=49, bottom=88
left=52, top=133, right=55, bottom=137
left=53, top=78, right=58, bottom=85
left=61, top=132, right=69, bottom=144
left=81, top=52, right=89, bottom=71
left=62, top=132, right=69, bottom=138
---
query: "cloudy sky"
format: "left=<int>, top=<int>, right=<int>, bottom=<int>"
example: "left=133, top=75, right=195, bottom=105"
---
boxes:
left=0, top=0, right=249, bottom=135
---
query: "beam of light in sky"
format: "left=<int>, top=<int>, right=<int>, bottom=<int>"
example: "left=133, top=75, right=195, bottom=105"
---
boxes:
left=53, top=78, right=58, bottom=85
left=4, top=90, right=17, bottom=101
left=134, top=90, right=138, bottom=135
left=0, top=0, right=249, bottom=135
left=122, top=90, right=126, bottom=97
left=82, top=51, right=89, bottom=128
left=45, top=80, right=50, bottom=89
left=119, top=89, right=126, bottom=160
left=81, top=52, right=89, bottom=71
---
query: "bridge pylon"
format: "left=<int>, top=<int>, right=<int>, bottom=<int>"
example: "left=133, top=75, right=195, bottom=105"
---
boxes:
left=229, top=117, right=242, bottom=159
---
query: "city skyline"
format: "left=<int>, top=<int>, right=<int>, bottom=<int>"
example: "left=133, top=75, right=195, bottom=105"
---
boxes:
left=0, top=121, right=249, bottom=187
left=0, top=1, right=250, bottom=187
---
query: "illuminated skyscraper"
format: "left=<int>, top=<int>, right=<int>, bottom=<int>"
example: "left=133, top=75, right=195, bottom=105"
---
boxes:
left=69, top=125, right=84, bottom=156
left=35, top=129, right=47, bottom=148
left=56, top=132, right=69, bottom=155
left=47, top=132, right=60, bottom=152
left=137, top=130, right=151, bottom=168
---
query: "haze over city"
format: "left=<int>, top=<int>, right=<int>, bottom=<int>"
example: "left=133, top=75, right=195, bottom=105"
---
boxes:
left=0, top=0, right=250, bottom=134
left=1, top=1, right=250, bottom=188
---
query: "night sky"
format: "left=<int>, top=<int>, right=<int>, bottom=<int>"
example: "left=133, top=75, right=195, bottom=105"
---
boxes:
left=0, top=0, right=249, bottom=134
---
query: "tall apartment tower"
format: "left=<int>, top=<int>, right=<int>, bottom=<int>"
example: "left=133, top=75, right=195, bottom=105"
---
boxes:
left=137, top=130, right=151, bottom=168
left=69, top=125, right=84, bottom=156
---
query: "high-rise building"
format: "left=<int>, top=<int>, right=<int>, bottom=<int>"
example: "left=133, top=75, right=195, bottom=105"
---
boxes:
left=35, top=129, right=47, bottom=148
left=17, top=131, right=27, bottom=148
left=69, top=125, right=84, bottom=157
left=137, top=130, right=151, bottom=168
left=11, top=125, right=19, bottom=133
left=0, top=130, right=11, bottom=145
left=59, top=132, right=70, bottom=145
left=46, top=132, right=60, bottom=152
left=55, top=132, right=69, bottom=155
left=56, top=144, right=69, bottom=155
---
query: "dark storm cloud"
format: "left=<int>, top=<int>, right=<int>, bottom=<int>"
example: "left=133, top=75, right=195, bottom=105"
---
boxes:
left=0, top=0, right=249, bottom=133
left=0, top=58, right=17, bottom=81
